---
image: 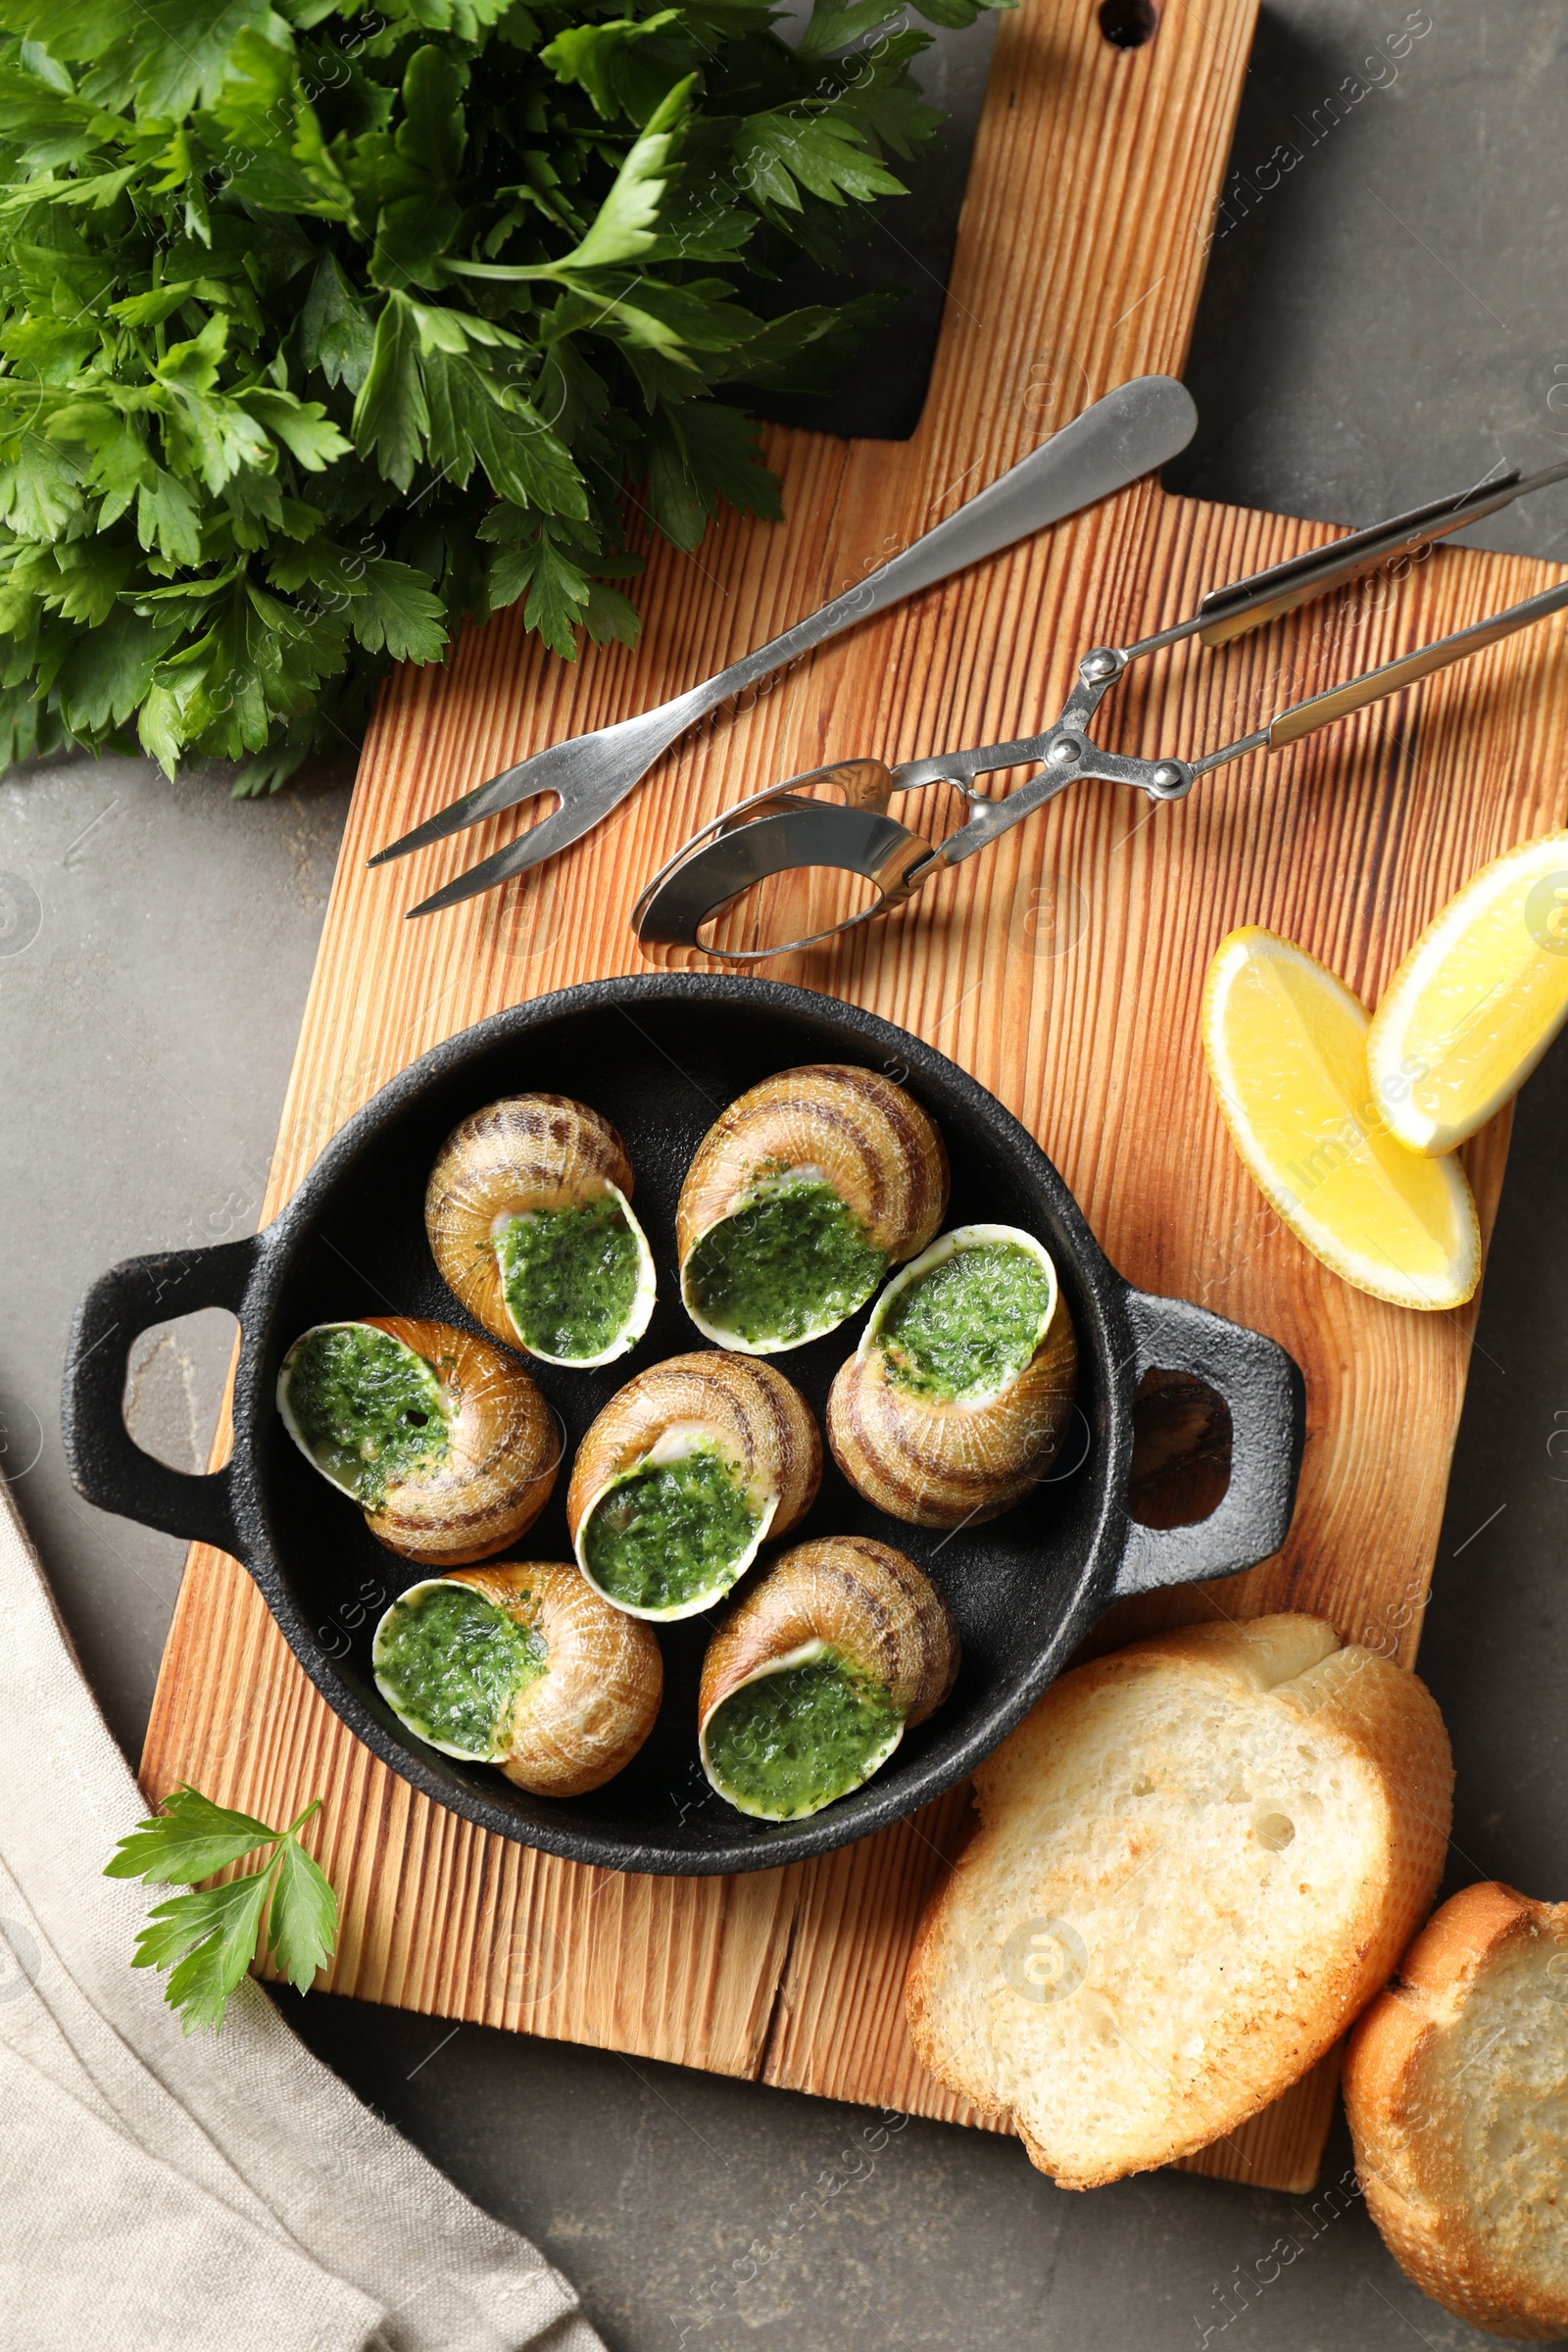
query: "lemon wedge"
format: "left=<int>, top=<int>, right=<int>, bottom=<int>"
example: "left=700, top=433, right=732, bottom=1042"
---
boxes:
left=1202, top=927, right=1480, bottom=1311
left=1366, top=829, right=1568, bottom=1154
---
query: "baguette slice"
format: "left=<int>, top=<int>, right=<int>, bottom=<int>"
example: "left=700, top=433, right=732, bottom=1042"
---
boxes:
left=906, top=1614, right=1451, bottom=2188
left=1344, top=1883, right=1568, bottom=2339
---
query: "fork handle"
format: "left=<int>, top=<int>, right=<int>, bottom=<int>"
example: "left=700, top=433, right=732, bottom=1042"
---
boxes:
left=686, top=375, right=1198, bottom=710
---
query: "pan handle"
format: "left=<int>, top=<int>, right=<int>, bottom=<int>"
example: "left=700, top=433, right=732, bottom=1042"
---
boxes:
left=1110, top=1290, right=1304, bottom=1598
left=61, top=1239, right=259, bottom=1556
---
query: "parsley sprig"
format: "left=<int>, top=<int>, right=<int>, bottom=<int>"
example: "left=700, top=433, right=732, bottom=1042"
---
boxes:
left=0, top=0, right=1008, bottom=790
left=105, top=1783, right=339, bottom=2034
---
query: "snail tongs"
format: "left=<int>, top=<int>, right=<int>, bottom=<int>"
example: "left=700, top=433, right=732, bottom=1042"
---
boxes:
left=633, top=460, right=1568, bottom=963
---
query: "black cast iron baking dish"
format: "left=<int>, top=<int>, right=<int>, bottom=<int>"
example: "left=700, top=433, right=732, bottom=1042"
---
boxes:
left=64, top=975, right=1304, bottom=1877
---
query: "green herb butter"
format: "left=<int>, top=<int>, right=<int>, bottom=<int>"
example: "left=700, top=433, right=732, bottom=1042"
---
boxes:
left=496, top=1192, right=641, bottom=1359
left=373, top=1582, right=546, bottom=1759
left=282, top=1324, right=449, bottom=1508
left=705, top=1650, right=904, bottom=1818
left=685, top=1176, right=886, bottom=1346
left=583, top=1446, right=760, bottom=1613
left=879, top=1242, right=1052, bottom=1402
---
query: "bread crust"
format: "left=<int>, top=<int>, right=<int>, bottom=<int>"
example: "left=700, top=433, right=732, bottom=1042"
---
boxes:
left=1345, top=1884, right=1568, bottom=2339
left=906, top=1613, right=1451, bottom=2187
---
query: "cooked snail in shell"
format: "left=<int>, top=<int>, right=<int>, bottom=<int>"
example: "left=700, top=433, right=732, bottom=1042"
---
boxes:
left=425, top=1094, right=656, bottom=1367
left=566, top=1352, right=821, bottom=1620
left=699, top=1536, right=958, bottom=1820
left=276, top=1317, right=558, bottom=1565
left=677, top=1064, right=949, bottom=1354
left=827, top=1224, right=1078, bottom=1530
left=371, top=1562, right=662, bottom=1795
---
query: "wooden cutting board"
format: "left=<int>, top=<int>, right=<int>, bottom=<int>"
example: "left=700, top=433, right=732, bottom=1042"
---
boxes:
left=141, top=0, right=1566, bottom=2195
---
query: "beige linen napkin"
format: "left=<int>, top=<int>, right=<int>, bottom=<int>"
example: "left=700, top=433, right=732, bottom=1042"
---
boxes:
left=0, top=1471, right=605, bottom=2352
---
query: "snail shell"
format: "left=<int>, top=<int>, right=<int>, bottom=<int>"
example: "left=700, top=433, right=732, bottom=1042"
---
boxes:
left=425, top=1094, right=656, bottom=1366
left=677, top=1064, right=949, bottom=1354
left=277, top=1316, right=558, bottom=1565
left=826, top=1225, right=1078, bottom=1530
left=566, top=1352, right=821, bottom=1621
left=698, top=1536, right=958, bottom=1819
left=372, top=1562, right=662, bottom=1795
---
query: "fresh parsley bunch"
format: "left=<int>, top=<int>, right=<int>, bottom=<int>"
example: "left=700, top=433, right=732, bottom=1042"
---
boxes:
left=105, top=1784, right=339, bottom=2033
left=0, top=0, right=1004, bottom=791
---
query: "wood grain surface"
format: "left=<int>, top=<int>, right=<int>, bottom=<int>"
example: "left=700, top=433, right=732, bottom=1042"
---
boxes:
left=141, top=0, right=1563, bottom=2196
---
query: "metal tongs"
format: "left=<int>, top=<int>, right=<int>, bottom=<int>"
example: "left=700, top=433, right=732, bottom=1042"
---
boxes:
left=634, top=460, right=1568, bottom=961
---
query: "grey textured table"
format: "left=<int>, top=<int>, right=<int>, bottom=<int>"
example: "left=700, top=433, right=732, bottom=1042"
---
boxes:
left=3, top=4, right=1565, bottom=2344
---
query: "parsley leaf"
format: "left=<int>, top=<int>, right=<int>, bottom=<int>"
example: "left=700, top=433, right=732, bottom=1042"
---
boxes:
left=556, top=75, right=691, bottom=270
left=265, top=1833, right=339, bottom=1991
left=300, top=256, right=377, bottom=395
left=105, top=1784, right=340, bottom=2034
left=793, top=0, right=907, bottom=61
left=351, top=294, right=430, bottom=492
left=104, top=1784, right=280, bottom=1883
left=736, top=110, right=907, bottom=211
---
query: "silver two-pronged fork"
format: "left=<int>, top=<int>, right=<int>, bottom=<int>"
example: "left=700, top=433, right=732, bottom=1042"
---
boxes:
left=368, top=375, right=1200, bottom=916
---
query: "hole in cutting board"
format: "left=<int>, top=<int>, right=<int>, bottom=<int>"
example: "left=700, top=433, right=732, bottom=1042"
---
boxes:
left=739, top=6, right=1002, bottom=442
left=1099, top=0, right=1159, bottom=48
left=1167, top=0, right=1568, bottom=565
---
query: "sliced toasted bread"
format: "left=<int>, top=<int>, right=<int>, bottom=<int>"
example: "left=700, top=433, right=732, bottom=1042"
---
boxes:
left=1344, top=1882, right=1568, bottom=2339
left=905, top=1613, right=1451, bottom=2188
